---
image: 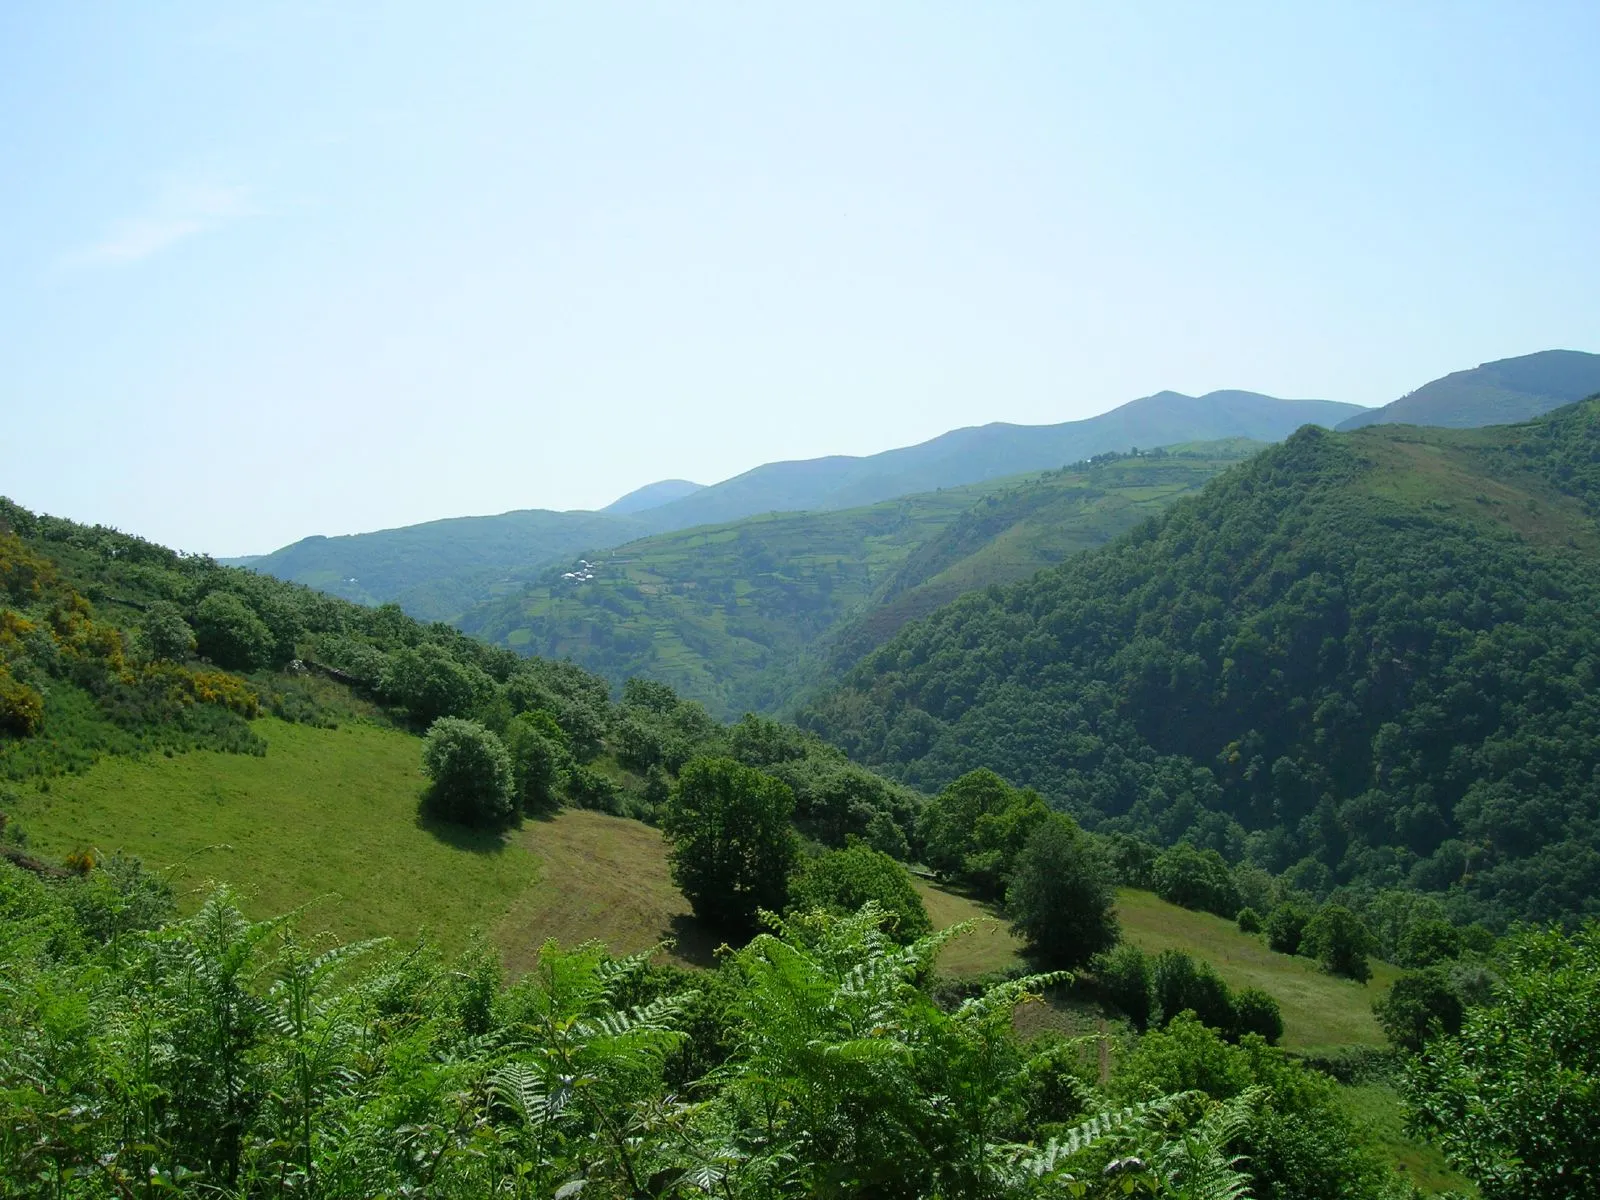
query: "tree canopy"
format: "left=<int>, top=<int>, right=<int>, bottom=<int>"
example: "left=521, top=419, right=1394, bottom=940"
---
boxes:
left=1405, top=921, right=1600, bottom=1199
left=1005, top=814, right=1119, bottom=969
left=661, top=756, right=799, bottom=931
left=786, top=842, right=932, bottom=943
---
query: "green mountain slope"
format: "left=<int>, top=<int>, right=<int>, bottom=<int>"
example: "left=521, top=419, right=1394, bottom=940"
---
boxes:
left=634, top=390, right=1361, bottom=532
left=1337, top=349, right=1600, bottom=430
left=458, top=442, right=1259, bottom=718
left=803, top=400, right=1600, bottom=926
left=227, top=508, right=648, bottom=620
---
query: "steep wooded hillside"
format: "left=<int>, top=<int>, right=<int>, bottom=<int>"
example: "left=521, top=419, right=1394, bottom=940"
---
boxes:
left=459, top=443, right=1257, bottom=717
left=1338, top=349, right=1600, bottom=430
left=805, top=401, right=1600, bottom=926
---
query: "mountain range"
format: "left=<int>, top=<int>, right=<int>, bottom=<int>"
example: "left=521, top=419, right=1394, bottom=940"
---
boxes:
left=231, top=349, right=1597, bottom=648
left=619, top=390, right=1359, bottom=532
left=601, top=478, right=706, bottom=515
left=231, top=387, right=1365, bottom=616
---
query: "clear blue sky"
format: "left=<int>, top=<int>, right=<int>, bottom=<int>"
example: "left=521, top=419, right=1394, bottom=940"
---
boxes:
left=3, top=2, right=1596, bottom=556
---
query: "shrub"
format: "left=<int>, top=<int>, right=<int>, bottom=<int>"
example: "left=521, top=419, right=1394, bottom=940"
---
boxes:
left=1005, top=814, right=1120, bottom=969
left=1236, top=906, right=1263, bottom=934
left=1303, top=903, right=1374, bottom=982
left=1397, top=918, right=1463, bottom=968
left=1405, top=923, right=1600, bottom=1198
left=787, top=843, right=932, bottom=943
left=193, top=591, right=274, bottom=671
left=565, top=763, right=620, bottom=814
left=312, top=635, right=388, bottom=688
left=0, top=666, right=44, bottom=735
left=380, top=643, right=490, bottom=726
left=421, top=717, right=515, bottom=827
left=1009, top=1037, right=1094, bottom=1137
left=1113, top=1014, right=1399, bottom=1199
left=1152, top=842, right=1240, bottom=918
left=1151, top=949, right=1235, bottom=1033
left=1231, top=862, right=1280, bottom=915
left=918, top=768, right=1048, bottom=898
left=503, top=712, right=564, bottom=814
left=137, top=601, right=196, bottom=662
left=1099, top=832, right=1159, bottom=889
left=1233, top=987, right=1284, bottom=1045
left=1266, top=900, right=1311, bottom=955
left=181, top=669, right=261, bottom=717
left=1374, top=967, right=1464, bottom=1053
left=65, top=853, right=176, bottom=944
left=1093, top=943, right=1153, bottom=1031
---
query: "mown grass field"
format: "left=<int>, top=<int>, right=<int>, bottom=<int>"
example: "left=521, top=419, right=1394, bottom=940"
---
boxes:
left=9, top=717, right=540, bottom=952
left=7, top=718, right=717, bottom=968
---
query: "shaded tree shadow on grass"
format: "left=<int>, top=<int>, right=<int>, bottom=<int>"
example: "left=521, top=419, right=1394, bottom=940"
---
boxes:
left=413, top=807, right=518, bottom=854
left=662, top=912, right=733, bottom=970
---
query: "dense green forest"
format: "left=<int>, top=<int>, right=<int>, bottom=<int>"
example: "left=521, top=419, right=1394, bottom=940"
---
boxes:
left=806, top=401, right=1600, bottom=928
left=459, top=445, right=1256, bottom=718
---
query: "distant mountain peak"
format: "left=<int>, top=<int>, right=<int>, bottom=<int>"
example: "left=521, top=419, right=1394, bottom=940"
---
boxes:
left=602, top=479, right=707, bottom=516
left=1337, top=348, right=1600, bottom=431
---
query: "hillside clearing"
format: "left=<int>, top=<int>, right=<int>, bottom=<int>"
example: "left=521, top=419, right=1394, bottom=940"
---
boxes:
left=12, top=718, right=1388, bottom=1047
left=495, top=808, right=719, bottom=972
left=7, top=718, right=541, bottom=951
left=914, top=880, right=1393, bottom=1051
left=6, top=719, right=717, bottom=969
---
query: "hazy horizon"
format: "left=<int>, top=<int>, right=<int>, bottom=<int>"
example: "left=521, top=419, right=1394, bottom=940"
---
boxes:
left=4, top=3, right=1597, bottom=556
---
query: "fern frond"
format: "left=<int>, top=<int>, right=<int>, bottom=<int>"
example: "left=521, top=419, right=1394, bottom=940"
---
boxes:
left=1002, top=1092, right=1191, bottom=1180
left=954, top=971, right=1072, bottom=1021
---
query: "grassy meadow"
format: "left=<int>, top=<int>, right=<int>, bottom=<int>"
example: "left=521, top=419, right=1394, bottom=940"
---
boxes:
left=12, top=715, right=1394, bottom=1050
left=9, top=717, right=540, bottom=951
left=915, top=880, right=1395, bottom=1052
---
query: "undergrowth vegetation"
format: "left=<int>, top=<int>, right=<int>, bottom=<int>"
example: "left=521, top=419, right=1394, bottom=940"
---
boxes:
left=1, top=861, right=1433, bottom=1200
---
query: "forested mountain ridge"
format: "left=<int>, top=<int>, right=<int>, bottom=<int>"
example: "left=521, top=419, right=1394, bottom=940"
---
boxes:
left=630, top=390, right=1361, bottom=532
left=458, top=443, right=1258, bottom=718
left=1337, top=348, right=1600, bottom=431
left=804, top=400, right=1600, bottom=927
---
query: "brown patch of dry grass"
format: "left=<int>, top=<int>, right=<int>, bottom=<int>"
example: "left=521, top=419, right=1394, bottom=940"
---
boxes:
left=493, top=808, right=722, bottom=973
